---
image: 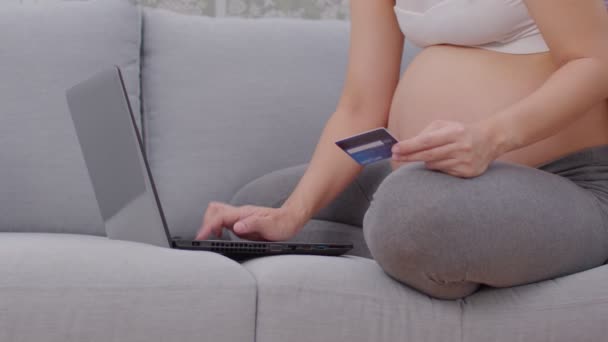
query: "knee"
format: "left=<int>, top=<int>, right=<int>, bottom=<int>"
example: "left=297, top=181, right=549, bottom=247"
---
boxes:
left=362, top=164, right=477, bottom=299
left=230, top=164, right=307, bottom=207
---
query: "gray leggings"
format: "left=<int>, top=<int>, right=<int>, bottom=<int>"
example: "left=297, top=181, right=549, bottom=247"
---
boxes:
left=230, top=145, right=608, bottom=300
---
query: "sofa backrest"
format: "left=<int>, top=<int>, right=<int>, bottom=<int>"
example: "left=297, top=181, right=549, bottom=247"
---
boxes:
left=0, top=0, right=141, bottom=235
left=0, top=1, right=420, bottom=238
left=141, top=7, right=421, bottom=239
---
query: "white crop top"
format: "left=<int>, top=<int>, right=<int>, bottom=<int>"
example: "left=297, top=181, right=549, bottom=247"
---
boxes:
left=394, top=0, right=549, bottom=54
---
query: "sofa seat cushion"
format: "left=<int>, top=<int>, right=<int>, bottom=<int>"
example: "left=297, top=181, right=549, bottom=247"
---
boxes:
left=0, top=233, right=256, bottom=342
left=463, top=264, right=608, bottom=341
left=0, top=0, right=141, bottom=236
left=243, top=255, right=461, bottom=342
left=246, top=253, right=608, bottom=342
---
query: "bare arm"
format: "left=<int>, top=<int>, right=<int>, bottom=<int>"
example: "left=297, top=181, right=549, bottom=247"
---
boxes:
left=485, top=0, right=608, bottom=153
left=282, top=0, right=404, bottom=226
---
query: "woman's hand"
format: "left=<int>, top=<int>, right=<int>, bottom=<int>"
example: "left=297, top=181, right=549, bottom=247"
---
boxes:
left=391, top=119, right=504, bottom=178
left=195, top=202, right=304, bottom=242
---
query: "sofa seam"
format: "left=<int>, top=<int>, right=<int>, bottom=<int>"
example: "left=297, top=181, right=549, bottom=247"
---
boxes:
left=138, top=3, right=146, bottom=156
left=241, top=265, right=260, bottom=342
left=459, top=297, right=465, bottom=342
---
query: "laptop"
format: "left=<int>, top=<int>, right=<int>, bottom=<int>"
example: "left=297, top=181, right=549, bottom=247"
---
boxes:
left=65, top=66, right=353, bottom=260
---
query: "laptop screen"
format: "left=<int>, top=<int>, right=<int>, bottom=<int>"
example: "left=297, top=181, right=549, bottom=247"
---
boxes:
left=66, top=67, right=171, bottom=248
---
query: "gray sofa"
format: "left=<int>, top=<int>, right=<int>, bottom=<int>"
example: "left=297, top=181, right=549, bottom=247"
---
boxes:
left=2, top=1, right=608, bottom=341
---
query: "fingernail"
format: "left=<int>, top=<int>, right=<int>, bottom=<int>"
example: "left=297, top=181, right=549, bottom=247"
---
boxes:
left=234, top=222, right=243, bottom=233
left=392, top=146, right=399, bottom=153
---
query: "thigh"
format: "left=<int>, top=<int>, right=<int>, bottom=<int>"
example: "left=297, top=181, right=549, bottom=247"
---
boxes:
left=363, top=160, right=608, bottom=289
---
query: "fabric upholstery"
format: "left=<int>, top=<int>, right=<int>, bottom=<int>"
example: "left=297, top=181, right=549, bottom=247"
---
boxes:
left=244, top=254, right=462, bottom=342
left=0, top=233, right=256, bottom=342
left=0, top=0, right=141, bottom=235
left=245, top=253, right=608, bottom=342
left=463, top=265, right=608, bottom=341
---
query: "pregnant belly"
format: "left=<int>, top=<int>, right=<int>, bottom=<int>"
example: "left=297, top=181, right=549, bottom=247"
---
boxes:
left=388, top=44, right=608, bottom=171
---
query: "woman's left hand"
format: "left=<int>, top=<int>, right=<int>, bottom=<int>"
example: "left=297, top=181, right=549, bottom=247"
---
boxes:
left=391, top=119, right=504, bottom=178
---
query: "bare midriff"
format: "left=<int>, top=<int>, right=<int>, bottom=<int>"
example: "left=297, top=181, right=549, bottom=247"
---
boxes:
left=387, top=44, right=608, bottom=172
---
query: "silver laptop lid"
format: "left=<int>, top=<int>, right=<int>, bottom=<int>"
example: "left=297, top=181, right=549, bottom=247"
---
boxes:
left=66, top=67, right=171, bottom=248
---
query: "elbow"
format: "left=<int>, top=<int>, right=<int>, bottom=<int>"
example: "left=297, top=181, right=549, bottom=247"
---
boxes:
left=553, top=46, right=608, bottom=70
left=594, top=55, right=608, bottom=98
left=554, top=52, right=608, bottom=96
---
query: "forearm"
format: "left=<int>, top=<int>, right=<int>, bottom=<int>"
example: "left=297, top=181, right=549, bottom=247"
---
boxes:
left=281, top=110, right=388, bottom=226
left=483, top=57, right=608, bottom=155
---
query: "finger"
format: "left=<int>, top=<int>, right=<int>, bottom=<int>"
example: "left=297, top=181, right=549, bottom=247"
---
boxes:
left=196, top=204, right=221, bottom=240
left=195, top=202, right=241, bottom=240
left=394, top=142, right=462, bottom=162
left=195, top=215, right=213, bottom=241
left=211, top=204, right=246, bottom=237
left=196, top=216, right=217, bottom=241
left=215, top=205, right=262, bottom=238
left=234, top=215, right=259, bottom=235
left=393, top=125, right=463, bottom=156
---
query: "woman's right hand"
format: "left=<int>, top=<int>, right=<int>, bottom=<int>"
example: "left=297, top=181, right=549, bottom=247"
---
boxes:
left=195, top=201, right=305, bottom=242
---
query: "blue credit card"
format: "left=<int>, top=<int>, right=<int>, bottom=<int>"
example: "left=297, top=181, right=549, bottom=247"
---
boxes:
left=335, top=127, right=399, bottom=165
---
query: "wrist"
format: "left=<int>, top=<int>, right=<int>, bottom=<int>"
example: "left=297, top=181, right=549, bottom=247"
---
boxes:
left=478, top=115, right=519, bottom=158
left=280, top=200, right=312, bottom=228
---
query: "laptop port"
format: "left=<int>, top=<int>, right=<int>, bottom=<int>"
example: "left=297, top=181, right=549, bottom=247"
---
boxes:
left=192, top=241, right=200, bottom=247
left=269, top=244, right=282, bottom=252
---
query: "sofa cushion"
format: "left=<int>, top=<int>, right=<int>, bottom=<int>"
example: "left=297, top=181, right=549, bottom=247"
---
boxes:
left=142, top=7, right=420, bottom=239
left=0, top=0, right=141, bottom=235
left=0, top=233, right=256, bottom=342
left=244, top=254, right=608, bottom=342
left=463, top=264, right=608, bottom=341
left=243, top=255, right=461, bottom=342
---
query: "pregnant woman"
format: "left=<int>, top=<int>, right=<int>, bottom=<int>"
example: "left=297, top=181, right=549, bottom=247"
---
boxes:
left=197, top=0, right=608, bottom=299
